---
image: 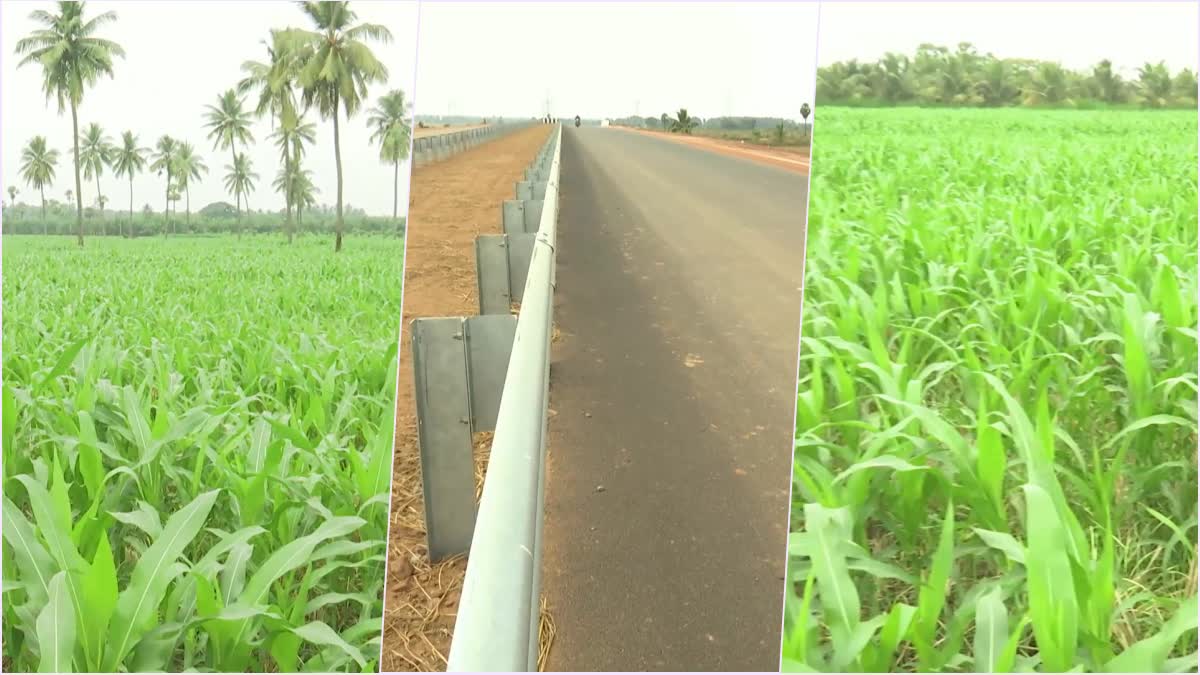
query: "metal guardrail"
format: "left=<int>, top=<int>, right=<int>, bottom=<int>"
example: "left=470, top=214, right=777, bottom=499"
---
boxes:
left=408, top=125, right=562, bottom=672
left=412, top=120, right=541, bottom=167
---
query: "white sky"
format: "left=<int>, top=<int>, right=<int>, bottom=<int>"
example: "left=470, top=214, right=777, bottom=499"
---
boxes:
left=1, top=0, right=418, bottom=217
left=817, top=1, right=1199, bottom=77
left=413, top=1, right=819, bottom=121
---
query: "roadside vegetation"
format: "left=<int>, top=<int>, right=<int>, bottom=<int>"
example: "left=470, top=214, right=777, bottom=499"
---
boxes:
left=613, top=104, right=814, bottom=148
left=783, top=107, right=1198, bottom=672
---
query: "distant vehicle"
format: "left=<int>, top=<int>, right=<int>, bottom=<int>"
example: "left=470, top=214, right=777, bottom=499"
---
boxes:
left=574, top=115, right=581, bottom=128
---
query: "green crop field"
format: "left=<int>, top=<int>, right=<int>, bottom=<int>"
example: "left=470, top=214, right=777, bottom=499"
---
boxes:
left=2, top=235, right=402, bottom=672
left=784, top=108, right=1198, bottom=672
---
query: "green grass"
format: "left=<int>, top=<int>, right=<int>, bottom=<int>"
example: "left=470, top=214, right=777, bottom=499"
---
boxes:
left=2, top=235, right=402, bottom=672
left=783, top=108, right=1198, bottom=673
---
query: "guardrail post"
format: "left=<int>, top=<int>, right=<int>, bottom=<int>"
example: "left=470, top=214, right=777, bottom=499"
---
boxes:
left=501, top=199, right=543, bottom=235
left=476, top=233, right=537, bottom=315
left=412, top=314, right=518, bottom=561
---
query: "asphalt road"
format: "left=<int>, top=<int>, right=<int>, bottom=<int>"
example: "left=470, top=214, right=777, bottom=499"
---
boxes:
left=542, top=127, right=808, bottom=671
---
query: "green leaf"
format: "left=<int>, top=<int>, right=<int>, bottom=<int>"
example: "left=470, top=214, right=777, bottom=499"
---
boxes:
left=915, top=500, right=955, bottom=669
left=972, top=528, right=1026, bottom=566
left=974, top=588, right=1008, bottom=673
left=76, top=411, right=105, bottom=501
left=226, top=516, right=365, bottom=652
left=356, top=407, right=395, bottom=504
left=2, top=496, right=55, bottom=605
left=15, top=474, right=92, bottom=661
left=121, top=386, right=154, bottom=462
left=36, top=571, right=77, bottom=673
left=40, top=336, right=89, bottom=390
left=103, top=490, right=220, bottom=670
left=3, top=384, right=17, bottom=462
left=803, top=503, right=860, bottom=645
left=110, top=501, right=163, bottom=539
left=1022, top=484, right=1078, bottom=673
left=290, top=620, right=367, bottom=668
left=79, top=532, right=119, bottom=671
left=832, top=455, right=929, bottom=484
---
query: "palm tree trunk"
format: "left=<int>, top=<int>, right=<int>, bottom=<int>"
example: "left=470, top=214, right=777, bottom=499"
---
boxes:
left=285, top=141, right=294, bottom=245
left=186, top=185, right=191, bottom=228
left=163, top=169, right=170, bottom=238
left=393, top=158, right=402, bottom=236
left=40, top=187, right=46, bottom=234
left=128, top=175, right=133, bottom=238
left=70, top=100, right=84, bottom=247
left=96, top=175, right=105, bottom=236
left=333, top=94, right=344, bottom=253
left=231, top=145, right=240, bottom=233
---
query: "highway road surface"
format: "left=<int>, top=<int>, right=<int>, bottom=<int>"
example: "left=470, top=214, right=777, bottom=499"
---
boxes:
left=542, top=127, right=808, bottom=671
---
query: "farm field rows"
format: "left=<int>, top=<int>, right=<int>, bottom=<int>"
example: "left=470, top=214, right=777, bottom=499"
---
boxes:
left=784, top=108, right=1198, bottom=672
left=2, top=235, right=403, bottom=672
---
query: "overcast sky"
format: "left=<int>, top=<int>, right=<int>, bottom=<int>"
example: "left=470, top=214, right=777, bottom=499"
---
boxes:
left=2, top=0, right=418, bottom=217
left=817, top=2, right=1199, bottom=76
left=414, top=1, right=819, bottom=121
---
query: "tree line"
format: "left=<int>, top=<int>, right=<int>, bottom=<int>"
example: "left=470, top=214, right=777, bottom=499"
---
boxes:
left=12, top=0, right=412, bottom=251
left=817, top=43, right=1199, bottom=108
left=1, top=195, right=403, bottom=238
left=613, top=104, right=814, bottom=146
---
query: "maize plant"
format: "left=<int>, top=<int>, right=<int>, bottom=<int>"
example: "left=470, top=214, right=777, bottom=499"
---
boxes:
left=2, top=235, right=402, bottom=672
left=783, top=108, right=1198, bottom=673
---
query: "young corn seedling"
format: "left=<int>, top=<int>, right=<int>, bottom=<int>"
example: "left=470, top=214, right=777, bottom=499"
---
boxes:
left=3, top=236, right=403, bottom=672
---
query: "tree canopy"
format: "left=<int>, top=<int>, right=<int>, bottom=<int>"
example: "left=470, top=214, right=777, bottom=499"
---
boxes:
left=817, top=43, right=1198, bottom=108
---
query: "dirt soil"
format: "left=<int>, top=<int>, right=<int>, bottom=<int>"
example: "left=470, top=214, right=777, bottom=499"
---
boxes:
left=616, top=126, right=810, bottom=174
left=382, top=124, right=553, bottom=672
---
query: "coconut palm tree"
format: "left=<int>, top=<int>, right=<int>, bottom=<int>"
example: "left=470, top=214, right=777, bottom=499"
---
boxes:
left=269, top=119, right=316, bottom=243
left=19, top=137, right=58, bottom=229
left=15, top=1, right=124, bottom=246
left=367, top=89, right=411, bottom=227
left=287, top=1, right=392, bottom=252
left=293, top=167, right=319, bottom=231
left=224, top=153, right=259, bottom=239
left=204, top=89, right=255, bottom=218
left=150, top=135, right=178, bottom=234
left=1136, top=62, right=1176, bottom=108
left=1024, top=62, right=1074, bottom=106
left=168, top=185, right=182, bottom=228
left=271, top=119, right=317, bottom=164
left=241, top=29, right=305, bottom=241
left=79, top=122, right=114, bottom=234
left=1090, top=59, right=1125, bottom=104
left=172, top=142, right=208, bottom=229
left=671, top=108, right=698, bottom=134
left=6, top=186, right=17, bottom=205
left=112, top=131, right=148, bottom=237
left=1173, top=68, right=1198, bottom=105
